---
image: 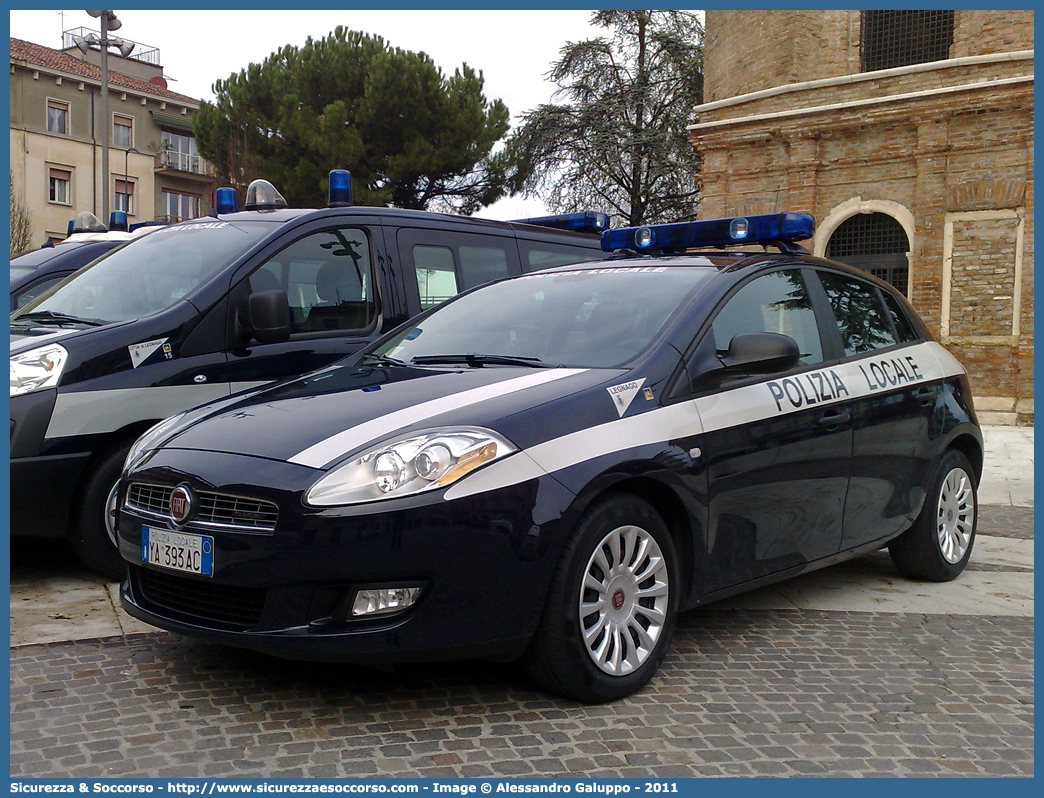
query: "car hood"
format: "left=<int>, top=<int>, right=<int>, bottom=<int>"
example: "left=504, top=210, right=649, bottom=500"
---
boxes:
left=154, top=363, right=621, bottom=469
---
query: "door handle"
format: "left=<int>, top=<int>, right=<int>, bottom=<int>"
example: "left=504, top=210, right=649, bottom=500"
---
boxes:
left=913, top=387, right=935, bottom=406
left=817, top=410, right=851, bottom=428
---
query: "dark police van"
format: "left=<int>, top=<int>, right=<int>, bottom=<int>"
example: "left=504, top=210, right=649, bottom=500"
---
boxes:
left=10, top=172, right=605, bottom=577
left=116, top=212, right=981, bottom=702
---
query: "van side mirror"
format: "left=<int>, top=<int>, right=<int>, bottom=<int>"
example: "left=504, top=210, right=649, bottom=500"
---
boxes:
left=720, top=331, right=800, bottom=374
left=248, top=289, right=292, bottom=344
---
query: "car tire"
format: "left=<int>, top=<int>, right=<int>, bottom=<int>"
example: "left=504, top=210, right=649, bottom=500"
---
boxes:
left=888, top=449, right=977, bottom=582
left=522, top=493, right=679, bottom=703
left=69, top=443, right=131, bottom=581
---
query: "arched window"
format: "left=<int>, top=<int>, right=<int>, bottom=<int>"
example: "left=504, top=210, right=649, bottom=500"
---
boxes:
left=826, top=213, right=910, bottom=294
left=861, top=10, right=955, bottom=72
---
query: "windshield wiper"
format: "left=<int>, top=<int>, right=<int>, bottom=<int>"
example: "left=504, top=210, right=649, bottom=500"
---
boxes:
left=361, top=353, right=408, bottom=367
left=410, top=354, right=553, bottom=368
left=14, top=310, right=105, bottom=327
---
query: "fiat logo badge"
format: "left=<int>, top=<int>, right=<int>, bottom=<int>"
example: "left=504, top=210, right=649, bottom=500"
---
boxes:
left=612, top=589, right=626, bottom=611
left=169, top=485, right=194, bottom=525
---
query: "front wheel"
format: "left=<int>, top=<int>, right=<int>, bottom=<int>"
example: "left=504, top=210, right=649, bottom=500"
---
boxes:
left=69, top=444, right=131, bottom=581
left=889, top=449, right=977, bottom=582
left=522, top=494, right=678, bottom=703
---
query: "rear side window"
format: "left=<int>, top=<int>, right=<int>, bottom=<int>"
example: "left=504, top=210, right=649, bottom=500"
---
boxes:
left=819, top=271, right=900, bottom=355
left=519, top=240, right=603, bottom=272
left=880, top=289, right=920, bottom=343
left=399, top=229, right=520, bottom=313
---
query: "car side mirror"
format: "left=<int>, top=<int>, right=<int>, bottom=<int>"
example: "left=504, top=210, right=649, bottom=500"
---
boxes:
left=247, top=289, right=292, bottom=344
left=719, top=331, right=801, bottom=374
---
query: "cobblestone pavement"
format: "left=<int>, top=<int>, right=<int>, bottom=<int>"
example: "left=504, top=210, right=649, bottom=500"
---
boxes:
left=10, top=605, right=1033, bottom=779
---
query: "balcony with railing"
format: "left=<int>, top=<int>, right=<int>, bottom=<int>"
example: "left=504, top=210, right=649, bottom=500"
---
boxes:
left=156, top=149, right=215, bottom=179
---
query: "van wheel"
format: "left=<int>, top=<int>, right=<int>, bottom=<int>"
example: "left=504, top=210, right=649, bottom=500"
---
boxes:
left=522, top=494, right=678, bottom=703
left=889, top=449, right=977, bottom=582
left=70, top=444, right=130, bottom=581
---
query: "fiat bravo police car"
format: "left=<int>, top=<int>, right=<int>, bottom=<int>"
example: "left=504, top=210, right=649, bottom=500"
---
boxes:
left=117, top=212, right=982, bottom=703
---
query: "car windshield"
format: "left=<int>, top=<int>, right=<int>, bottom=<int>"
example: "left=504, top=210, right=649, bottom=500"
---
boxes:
left=376, top=265, right=715, bottom=368
left=13, top=221, right=273, bottom=324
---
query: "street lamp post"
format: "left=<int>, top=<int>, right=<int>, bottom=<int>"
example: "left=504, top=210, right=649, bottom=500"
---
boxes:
left=76, top=11, right=134, bottom=226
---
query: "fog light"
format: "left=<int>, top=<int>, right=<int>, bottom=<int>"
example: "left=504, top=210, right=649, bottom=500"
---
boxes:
left=352, top=586, right=422, bottom=618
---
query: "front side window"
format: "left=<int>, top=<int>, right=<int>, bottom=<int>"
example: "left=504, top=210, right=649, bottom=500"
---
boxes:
left=711, top=270, right=824, bottom=367
left=249, top=227, right=376, bottom=334
left=819, top=272, right=899, bottom=356
left=46, top=100, right=69, bottom=134
left=16, top=221, right=273, bottom=325
left=48, top=167, right=71, bottom=204
left=113, top=114, right=133, bottom=148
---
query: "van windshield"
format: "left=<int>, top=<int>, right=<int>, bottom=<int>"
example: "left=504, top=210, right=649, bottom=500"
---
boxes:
left=13, top=220, right=274, bottom=325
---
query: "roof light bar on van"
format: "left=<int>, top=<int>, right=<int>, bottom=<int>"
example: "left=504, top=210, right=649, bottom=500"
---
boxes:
left=109, top=211, right=129, bottom=232
left=514, top=212, right=610, bottom=234
left=328, top=170, right=354, bottom=208
left=601, top=212, right=816, bottom=253
left=215, top=187, right=238, bottom=215
left=243, top=179, right=288, bottom=212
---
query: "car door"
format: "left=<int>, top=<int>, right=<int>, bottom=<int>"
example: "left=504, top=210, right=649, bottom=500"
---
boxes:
left=224, top=220, right=389, bottom=387
left=687, top=267, right=852, bottom=595
left=814, top=269, right=935, bottom=549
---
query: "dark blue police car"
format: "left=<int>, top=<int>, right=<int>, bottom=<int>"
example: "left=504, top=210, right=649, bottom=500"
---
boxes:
left=117, top=212, right=981, bottom=702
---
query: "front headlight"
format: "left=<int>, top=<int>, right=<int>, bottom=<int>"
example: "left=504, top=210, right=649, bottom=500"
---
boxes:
left=305, top=427, right=517, bottom=507
left=10, top=343, right=68, bottom=397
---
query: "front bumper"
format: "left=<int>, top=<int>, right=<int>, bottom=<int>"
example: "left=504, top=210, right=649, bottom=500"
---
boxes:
left=118, top=447, right=576, bottom=662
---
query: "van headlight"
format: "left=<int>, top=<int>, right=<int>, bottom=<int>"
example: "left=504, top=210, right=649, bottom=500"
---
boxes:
left=305, top=427, right=516, bottom=506
left=10, top=343, right=68, bottom=397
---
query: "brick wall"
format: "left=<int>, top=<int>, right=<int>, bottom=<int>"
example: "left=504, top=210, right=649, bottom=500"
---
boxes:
left=693, top=10, right=1034, bottom=423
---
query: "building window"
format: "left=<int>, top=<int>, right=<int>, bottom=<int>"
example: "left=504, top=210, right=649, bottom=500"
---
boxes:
left=115, top=179, right=134, bottom=214
left=162, top=190, right=200, bottom=222
left=160, top=129, right=202, bottom=173
left=826, top=213, right=910, bottom=295
left=861, top=10, right=955, bottom=72
left=48, top=167, right=72, bottom=205
left=47, top=99, right=69, bottom=134
left=113, top=114, right=133, bottom=148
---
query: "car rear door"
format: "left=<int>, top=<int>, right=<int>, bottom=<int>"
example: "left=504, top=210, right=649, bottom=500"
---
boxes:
left=812, top=268, right=936, bottom=550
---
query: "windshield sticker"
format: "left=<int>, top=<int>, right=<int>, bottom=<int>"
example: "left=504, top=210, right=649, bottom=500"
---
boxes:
left=128, top=338, right=169, bottom=368
left=607, top=378, right=647, bottom=417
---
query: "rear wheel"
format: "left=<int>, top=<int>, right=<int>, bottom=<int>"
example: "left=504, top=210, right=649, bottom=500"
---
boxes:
left=523, top=494, right=678, bottom=703
left=69, top=444, right=130, bottom=580
left=889, top=449, right=977, bottom=582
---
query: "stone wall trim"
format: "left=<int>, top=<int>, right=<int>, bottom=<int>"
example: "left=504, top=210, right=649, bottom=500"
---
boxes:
left=688, top=75, right=1033, bottom=133
left=692, top=49, right=1034, bottom=116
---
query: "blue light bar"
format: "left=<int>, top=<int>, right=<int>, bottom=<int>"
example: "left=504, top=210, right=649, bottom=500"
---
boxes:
left=215, top=187, right=238, bottom=215
left=601, top=212, right=816, bottom=252
left=109, top=210, right=129, bottom=232
left=514, top=212, right=610, bottom=234
left=328, top=169, right=354, bottom=208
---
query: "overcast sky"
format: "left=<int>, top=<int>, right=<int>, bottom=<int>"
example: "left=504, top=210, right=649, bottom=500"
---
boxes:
left=8, top=8, right=620, bottom=219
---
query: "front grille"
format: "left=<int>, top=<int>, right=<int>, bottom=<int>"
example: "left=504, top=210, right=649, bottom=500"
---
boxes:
left=126, top=483, right=278, bottom=532
left=135, top=566, right=267, bottom=628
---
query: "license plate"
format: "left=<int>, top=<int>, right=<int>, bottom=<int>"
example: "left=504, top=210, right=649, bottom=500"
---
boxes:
left=141, top=526, right=214, bottom=576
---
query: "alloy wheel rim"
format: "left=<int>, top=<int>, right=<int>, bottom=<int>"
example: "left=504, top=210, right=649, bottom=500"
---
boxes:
left=578, top=523, right=669, bottom=676
left=104, top=481, right=120, bottom=549
left=937, top=467, right=975, bottom=564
